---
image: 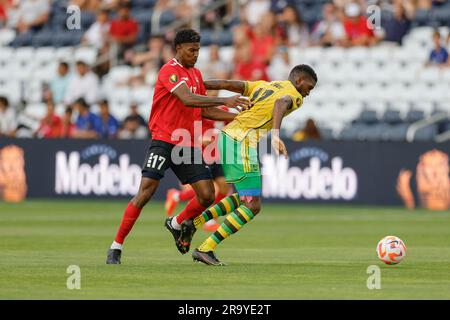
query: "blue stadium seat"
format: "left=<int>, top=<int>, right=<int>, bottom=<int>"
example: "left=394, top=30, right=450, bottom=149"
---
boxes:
left=382, top=110, right=402, bottom=125
left=413, top=125, right=438, bottom=141
left=355, top=109, right=378, bottom=125
left=405, top=110, right=425, bottom=123
left=131, top=0, right=157, bottom=9
left=380, top=124, right=409, bottom=141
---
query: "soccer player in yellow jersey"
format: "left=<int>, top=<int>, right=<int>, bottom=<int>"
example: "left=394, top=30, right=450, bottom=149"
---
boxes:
left=177, top=64, right=317, bottom=265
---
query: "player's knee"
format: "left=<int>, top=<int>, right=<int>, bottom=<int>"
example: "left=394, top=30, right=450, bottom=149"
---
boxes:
left=241, top=197, right=261, bottom=215
left=196, top=190, right=215, bottom=207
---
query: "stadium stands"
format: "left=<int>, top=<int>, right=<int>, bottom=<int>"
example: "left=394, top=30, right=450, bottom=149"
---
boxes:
left=1, top=0, right=450, bottom=142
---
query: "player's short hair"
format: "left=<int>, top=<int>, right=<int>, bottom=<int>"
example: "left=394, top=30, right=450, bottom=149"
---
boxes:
left=289, top=64, right=318, bottom=83
left=173, top=29, right=201, bottom=49
left=0, top=96, right=9, bottom=107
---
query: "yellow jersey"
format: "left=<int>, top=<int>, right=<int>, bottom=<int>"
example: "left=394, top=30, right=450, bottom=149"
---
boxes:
left=223, top=80, right=303, bottom=147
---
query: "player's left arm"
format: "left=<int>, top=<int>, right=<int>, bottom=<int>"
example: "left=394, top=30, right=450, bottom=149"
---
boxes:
left=201, top=107, right=237, bottom=122
left=204, top=80, right=246, bottom=94
left=271, top=95, right=293, bottom=159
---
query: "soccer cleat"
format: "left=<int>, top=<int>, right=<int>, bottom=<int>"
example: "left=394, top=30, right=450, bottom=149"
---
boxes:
left=192, top=249, right=225, bottom=266
left=165, top=189, right=180, bottom=216
left=164, top=217, right=186, bottom=254
left=106, top=249, right=122, bottom=264
left=179, top=219, right=197, bottom=253
left=202, top=220, right=220, bottom=232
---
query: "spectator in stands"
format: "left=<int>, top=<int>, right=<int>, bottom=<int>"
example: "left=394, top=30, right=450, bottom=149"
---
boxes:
left=202, top=44, right=231, bottom=80
left=61, top=106, right=76, bottom=138
left=241, top=0, right=270, bottom=26
left=426, top=30, right=449, bottom=67
left=7, top=0, right=50, bottom=33
left=268, top=45, right=291, bottom=81
left=292, top=119, right=322, bottom=142
left=35, top=100, right=62, bottom=138
left=64, top=60, right=100, bottom=106
left=247, top=12, right=277, bottom=65
left=270, top=0, right=296, bottom=14
left=69, top=0, right=104, bottom=12
left=50, top=62, right=71, bottom=105
left=97, top=99, right=120, bottom=139
left=118, top=104, right=149, bottom=139
left=82, top=8, right=111, bottom=50
left=234, top=42, right=269, bottom=81
left=72, top=98, right=101, bottom=139
left=0, top=0, right=11, bottom=26
left=311, top=3, right=346, bottom=47
left=123, top=103, right=146, bottom=127
left=126, top=35, right=166, bottom=86
left=0, top=96, right=16, bottom=137
left=380, top=0, right=411, bottom=45
left=277, top=5, right=310, bottom=48
left=342, top=2, right=378, bottom=47
left=109, top=1, right=139, bottom=63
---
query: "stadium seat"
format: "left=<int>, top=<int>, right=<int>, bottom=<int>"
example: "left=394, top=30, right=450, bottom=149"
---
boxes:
left=74, top=47, right=98, bottom=65
left=34, top=47, right=57, bottom=65
left=405, top=109, right=425, bottom=123
left=322, top=47, right=346, bottom=64
left=413, top=124, right=438, bottom=141
left=108, top=65, right=134, bottom=85
left=55, top=47, right=75, bottom=62
left=23, top=103, right=47, bottom=120
left=109, top=87, right=132, bottom=106
left=0, top=46, right=14, bottom=67
left=131, top=86, right=153, bottom=105
left=382, top=109, right=403, bottom=125
left=355, top=109, right=378, bottom=125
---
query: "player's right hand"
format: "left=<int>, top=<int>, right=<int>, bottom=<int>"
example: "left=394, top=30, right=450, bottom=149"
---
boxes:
left=224, top=95, right=251, bottom=111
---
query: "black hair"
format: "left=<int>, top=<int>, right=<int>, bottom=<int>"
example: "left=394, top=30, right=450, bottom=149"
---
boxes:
left=173, top=29, right=201, bottom=49
left=74, top=98, right=89, bottom=109
left=59, top=61, right=69, bottom=69
left=0, top=96, right=8, bottom=107
left=289, top=64, right=318, bottom=83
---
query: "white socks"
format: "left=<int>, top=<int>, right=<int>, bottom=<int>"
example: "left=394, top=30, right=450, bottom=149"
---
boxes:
left=171, top=217, right=181, bottom=230
left=110, top=241, right=123, bottom=250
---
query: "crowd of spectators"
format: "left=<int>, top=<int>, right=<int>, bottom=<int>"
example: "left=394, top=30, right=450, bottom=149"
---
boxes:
left=1, top=0, right=450, bottom=141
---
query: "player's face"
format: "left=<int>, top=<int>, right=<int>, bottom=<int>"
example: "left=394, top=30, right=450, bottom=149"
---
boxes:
left=296, top=77, right=316, bottom=97
left=177, top=43, right=200, bottom=68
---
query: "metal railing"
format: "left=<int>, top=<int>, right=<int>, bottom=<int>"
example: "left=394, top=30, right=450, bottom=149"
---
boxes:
left=405, top=112, right=450, bottom=142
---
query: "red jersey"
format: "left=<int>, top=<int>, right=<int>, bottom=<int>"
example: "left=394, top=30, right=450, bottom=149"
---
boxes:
left=109, top=19, right=139, bottom=38
left=149, top=58, right=205, bottom=147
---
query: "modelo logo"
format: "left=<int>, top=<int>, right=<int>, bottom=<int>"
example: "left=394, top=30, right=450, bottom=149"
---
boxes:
left=261, top=148, right=358, bottom=200
left=55, top=145, right=141, bottom=196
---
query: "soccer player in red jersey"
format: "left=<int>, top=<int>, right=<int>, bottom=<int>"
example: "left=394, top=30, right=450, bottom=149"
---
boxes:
left=165, top=92, right=232, bottom=232
left=106, top=29, right=250, bottom=264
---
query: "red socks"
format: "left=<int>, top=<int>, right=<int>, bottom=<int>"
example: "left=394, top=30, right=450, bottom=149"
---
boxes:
left=179, top=188, right=196, bottom=201
left=114, top=202, right=142, bottom=244
left=176, top=196, right=207, bottom=224
left=213, top=192, right=227, bottom=205
left=175, top=191, right=228, bottom=224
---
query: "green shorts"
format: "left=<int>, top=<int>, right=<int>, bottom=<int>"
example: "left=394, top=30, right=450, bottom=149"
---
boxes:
left=218, top=131, right=261, bottom=196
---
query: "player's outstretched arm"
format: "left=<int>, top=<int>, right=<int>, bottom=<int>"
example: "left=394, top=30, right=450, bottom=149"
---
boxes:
left=201, top=107, right=237, bottom=122
left=204, top=80, right=246, bottom=94
left=271, top=96, right=292, bottom=159
left=172, top=82, right=250, bottom=110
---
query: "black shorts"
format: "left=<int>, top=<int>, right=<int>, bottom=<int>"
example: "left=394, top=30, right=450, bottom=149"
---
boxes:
left=142, top=140, right=212, bottom=185
left=207, top=162, right=225, bottom=179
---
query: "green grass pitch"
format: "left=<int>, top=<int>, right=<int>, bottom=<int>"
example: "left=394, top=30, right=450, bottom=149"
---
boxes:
left=0, top=200, right=449, bottom=299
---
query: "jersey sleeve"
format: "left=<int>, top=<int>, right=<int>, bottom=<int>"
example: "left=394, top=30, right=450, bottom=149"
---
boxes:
left=158, top=65, right=185, bottom=93
left=290, top=94, right=303, bottom=110
left=243, top=80, right=267, bottom=97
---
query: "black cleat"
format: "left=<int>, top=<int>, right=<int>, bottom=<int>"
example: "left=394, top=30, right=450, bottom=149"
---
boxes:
left=165, top=217, right=186, bottom=254
left=106, top=249, right=122, bottom=264
left=179, top=219, right=197, bottom=253
left=192, top=249, right=226, bottom=266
